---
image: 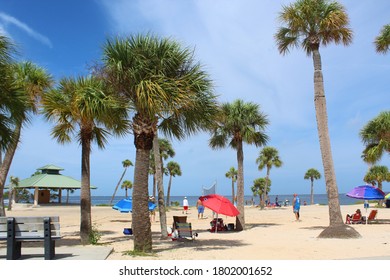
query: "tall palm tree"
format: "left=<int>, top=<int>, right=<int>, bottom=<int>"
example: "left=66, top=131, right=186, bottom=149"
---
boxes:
left=375, top=24, right=390, bottom=54
left=102, top=34, right=218, bottom=252
left=110, top=159, right=133, bottom=203
left=0, top=35, right=25, bottom=215
left=304, top=168, right=321, bottom=205
left=256, top=147, right=282, bottom=208
left=121, top=180, right=133, bottom=198
left=42, top=76, right=129, bottom=244
left=275, top=0, right=360, bottom=238
left=0, top=61, right=52, bottom=216
left=209, top=99, right=269, bottom=231
left=151, top=138, right=174, bottom=202
left=364, top=165, right=390, bottom=191
left=360, top=111, right=390, bottom=164
left=225, top=167, right=238, bottom=204
left=166, top=161, right=182, bottom=206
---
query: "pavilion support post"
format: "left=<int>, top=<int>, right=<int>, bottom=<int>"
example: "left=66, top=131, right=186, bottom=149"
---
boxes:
left=58, top=189, right=62, bottom=204
left=34, top=187, right=39, bottom=206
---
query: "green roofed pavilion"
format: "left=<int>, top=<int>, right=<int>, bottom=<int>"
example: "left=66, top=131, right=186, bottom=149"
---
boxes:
left=9, top=164, right=96, bottom=206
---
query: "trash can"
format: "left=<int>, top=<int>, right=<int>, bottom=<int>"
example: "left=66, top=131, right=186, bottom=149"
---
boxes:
left=385, top=200, right=390, bottom=208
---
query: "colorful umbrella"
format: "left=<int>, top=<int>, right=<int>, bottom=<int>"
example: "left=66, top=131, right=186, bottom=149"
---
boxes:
left=346, top=185, right=385, bottom=224
left=346, top=185, right=385, bottom=200
left=385, top=193, right=390, bottom=200
left=199, top=194, right=240, bottom=217
left=112, top=198, right=157, bottom=213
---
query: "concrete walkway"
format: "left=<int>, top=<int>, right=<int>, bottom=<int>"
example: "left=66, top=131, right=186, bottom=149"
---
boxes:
left=0, top=245, right=113, bottom=260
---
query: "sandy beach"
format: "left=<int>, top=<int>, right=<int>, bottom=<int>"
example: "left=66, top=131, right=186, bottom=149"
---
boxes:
left=1, top=203, right=390, bottom=260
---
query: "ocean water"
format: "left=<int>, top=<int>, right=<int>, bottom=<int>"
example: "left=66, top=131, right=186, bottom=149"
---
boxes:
left=65, top=194, right=360, bottom=206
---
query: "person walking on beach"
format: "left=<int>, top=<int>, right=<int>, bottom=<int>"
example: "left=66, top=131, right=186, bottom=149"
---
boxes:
left=293, top=193, right=301, bottom=221
left=182, top=197, right=189, bottom=214
left=196, top=197, right=204, bottom=219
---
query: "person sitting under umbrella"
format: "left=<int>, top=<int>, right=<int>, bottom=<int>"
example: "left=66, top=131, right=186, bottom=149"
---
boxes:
left=345, top=209, right=362, bottom=224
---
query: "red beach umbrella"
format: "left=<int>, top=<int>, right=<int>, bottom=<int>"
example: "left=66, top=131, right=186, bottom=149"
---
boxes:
left=199, top=194, right=240, bottom=217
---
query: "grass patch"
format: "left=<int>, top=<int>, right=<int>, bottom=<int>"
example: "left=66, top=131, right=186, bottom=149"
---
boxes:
left=123, top=250, right=157, bottom=257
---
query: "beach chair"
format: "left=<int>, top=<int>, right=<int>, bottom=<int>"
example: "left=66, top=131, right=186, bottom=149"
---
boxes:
left=365, top=210, right=378, bottom=224
left=175, top=222, right=197, bottom=240
left=172, top=216, right=187, bottom=230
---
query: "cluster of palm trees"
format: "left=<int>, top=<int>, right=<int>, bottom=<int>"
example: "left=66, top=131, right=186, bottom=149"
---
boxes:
left=1, top=0, right=389, bottom=251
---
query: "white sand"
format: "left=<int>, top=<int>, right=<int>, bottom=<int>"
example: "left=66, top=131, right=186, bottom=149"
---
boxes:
left=2, top=203, right=390, bottom=260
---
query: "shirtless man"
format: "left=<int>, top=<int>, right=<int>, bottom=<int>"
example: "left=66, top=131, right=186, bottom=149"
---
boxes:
left=196, top=198, right=204, bottom=219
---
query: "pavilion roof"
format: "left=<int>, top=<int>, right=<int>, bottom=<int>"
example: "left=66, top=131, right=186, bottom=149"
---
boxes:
left=6, top=164, right=96, bottom=189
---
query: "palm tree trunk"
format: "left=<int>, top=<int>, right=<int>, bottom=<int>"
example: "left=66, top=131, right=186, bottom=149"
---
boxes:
left=310, top=178, right=314, bottom=205
left=132, top=147, right=152, bottom=252
left=167, top=175, right=173, bottom=206
left=231, top=179, right=235, bottom=204
left=110, top=167, right=127, bottom=204
left=312, top=48, right=343, bottom=225
left=235, top=141, right=245, bottom=231
left=0, top=123, right=22, bottom=216
left=153, top=135, right=168, bottom=238
left=312, top=48, right=360, bottom=238
left=80, top=131, right=92, bottom=245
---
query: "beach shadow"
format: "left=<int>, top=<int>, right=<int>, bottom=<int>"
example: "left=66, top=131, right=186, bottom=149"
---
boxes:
left=110, top=219, right=132, bottom=223
left=245, top=223, right=281, bottom=230
left=300, top=226, right=327, bottom=230
left=149, top=237, right=249, bottom=254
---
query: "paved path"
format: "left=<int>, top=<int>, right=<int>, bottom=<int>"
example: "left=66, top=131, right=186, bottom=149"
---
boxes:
left=0, top=245, right=113, bottom=260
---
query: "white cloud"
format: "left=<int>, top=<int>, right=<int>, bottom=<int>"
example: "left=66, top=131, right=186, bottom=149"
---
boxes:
left=0, top=12, right=52, bottom=48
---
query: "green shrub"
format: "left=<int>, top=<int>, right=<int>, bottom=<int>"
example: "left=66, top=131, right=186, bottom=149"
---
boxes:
left=89, top=224, right=102, bottom=245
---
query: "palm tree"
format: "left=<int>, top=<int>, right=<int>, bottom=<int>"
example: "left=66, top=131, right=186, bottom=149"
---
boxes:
left=7, top=176, right=19, bottom=211
left=256, top=147, right=282, bottom=208
left=42, top=76, right=129, bottom=244
left=0, top=35, right=23, bottom=153
left=121, top=180, right=133, bottom=198
left=225, top=167, right=238, bottom=204
left=110, top=159, right=133, bottom=204
left=360, top=111, right=390, bottom=164
left=275, top=0, right=360, bottom=238
left=166, top=161, right=182, bottom=206
left=251, top=178, right=271, bottom=206
left=151, top=138, right=174, bottom=200
left=364, top=165, right=390, bottom=191
left=102, top=34, right=218, bottom=252
left=0, top=61, right=52, bottom=216
left=0, top=35, right=25, bottom=215
left=304, top=168, right=321, bottom=205
left=375, top=24, right=390, bottom=54
left=209, top=99, right=269, bottom=231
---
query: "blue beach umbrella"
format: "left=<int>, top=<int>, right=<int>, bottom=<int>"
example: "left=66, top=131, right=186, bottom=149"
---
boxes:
left=112, top=198, right=157, bottom=213
left=346, top=185, right=385, bottom=224
left=346, top=185, right=385, bottom=200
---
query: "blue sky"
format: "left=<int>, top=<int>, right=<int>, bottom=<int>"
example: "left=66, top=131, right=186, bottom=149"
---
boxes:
left=0, top=0, right=389, bottom=197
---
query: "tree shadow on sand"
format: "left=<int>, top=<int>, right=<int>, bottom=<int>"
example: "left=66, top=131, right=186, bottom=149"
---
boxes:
left=245, top=223, right=281, bottom=230
left=151, top=237, right=250, bottom=254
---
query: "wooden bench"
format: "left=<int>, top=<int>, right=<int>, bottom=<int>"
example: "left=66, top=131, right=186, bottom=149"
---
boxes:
left=175, top=222, right=197, bottom=240
left=0, top=216, right=61, bottom=260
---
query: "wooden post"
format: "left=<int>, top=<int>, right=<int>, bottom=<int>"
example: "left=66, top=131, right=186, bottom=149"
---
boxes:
left=34, top=187, right=39, bottom=206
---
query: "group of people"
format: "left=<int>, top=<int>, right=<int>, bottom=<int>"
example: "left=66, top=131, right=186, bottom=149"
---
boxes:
left=182, top=194, right=303, bottom=222
left=182, top=197, right=205, bottom=219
